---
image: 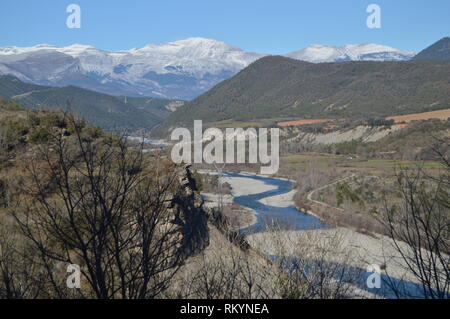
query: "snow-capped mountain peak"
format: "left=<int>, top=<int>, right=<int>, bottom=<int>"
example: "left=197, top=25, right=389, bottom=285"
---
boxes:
left=0, top=38, right=415, bottom=100
left=286, top=43, right=415, bottom=63
left=0, top=38, right=266, bottom=99
left=0, top=43, right=100, bottom=56
left=126, top=38, right=240, bottom=57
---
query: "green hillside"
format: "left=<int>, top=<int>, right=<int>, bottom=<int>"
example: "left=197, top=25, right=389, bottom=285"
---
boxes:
left=152, top=56, right=450, bottom=137
left=0, top=76, right=178, bottom=132
left=117, top=96, right=173, bottom=120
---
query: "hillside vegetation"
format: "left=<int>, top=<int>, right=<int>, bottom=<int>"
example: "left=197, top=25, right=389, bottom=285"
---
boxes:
left=152, top=56, right=450, bottom=137
left=0, top=98, right=213, bottom=298
left=0, top=75, right=180, bottom=132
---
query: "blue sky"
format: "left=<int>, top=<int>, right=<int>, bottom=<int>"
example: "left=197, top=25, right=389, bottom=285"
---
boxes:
left=0, top=0, right=448, bottom=54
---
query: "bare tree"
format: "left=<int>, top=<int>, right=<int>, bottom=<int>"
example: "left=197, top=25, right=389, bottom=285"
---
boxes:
left=0, top=225, right=51, bottom=299
left=381, top=141, right=449, bottom=299
left=170, top=227, right=276, bottom=299
left=10, top=114, right=189, bottom=299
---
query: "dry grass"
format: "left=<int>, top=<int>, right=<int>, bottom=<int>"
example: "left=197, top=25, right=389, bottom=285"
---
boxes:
left=166, top=224, right=278, bottom=299
left=220, top=203, right=256, bottom=231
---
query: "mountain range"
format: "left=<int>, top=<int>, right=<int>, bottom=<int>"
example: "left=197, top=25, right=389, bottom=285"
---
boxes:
left=0, top=38, right=415, bottom=100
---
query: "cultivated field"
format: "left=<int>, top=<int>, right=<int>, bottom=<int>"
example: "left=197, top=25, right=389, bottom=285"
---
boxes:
left=387, top=109, right=450, bottom=123
left=279, top=153, right=443, bottom=176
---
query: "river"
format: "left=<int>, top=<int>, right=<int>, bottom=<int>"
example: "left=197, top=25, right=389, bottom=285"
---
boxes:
left=224, top=172, right=330, bottom=234
left=223, top=172, right=436, bottom=299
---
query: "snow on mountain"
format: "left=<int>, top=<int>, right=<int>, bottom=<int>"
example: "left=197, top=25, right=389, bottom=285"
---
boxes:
left=0, top=38, right=265, bottom=100
left=286, top=44, right=415, bottom=63
left=0, top=39, right=414, bottom=100
left=125, top=38, right=259, bottom=73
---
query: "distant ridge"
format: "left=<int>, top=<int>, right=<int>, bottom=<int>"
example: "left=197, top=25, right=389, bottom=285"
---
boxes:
left=286, top=43, right=414, bottom=63
left=152, top=56, right=450, bottom=137
left=0, top=75, right=180, bottom=132
left=413, top=37, right=450, bottom=61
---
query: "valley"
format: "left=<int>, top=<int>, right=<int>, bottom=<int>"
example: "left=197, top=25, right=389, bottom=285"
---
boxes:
left=0, top=33, right=448, bottom=301
left=213, top=172, right=433, bottom=298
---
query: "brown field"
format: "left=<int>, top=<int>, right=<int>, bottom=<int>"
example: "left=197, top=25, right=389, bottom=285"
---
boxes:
left=387, top=109, right=450, bottom=123
left=276, top=109, right=450, bottom=128
left=277, top=118, right=335, bottom=127
left=392, top=123, right=408, bottom=128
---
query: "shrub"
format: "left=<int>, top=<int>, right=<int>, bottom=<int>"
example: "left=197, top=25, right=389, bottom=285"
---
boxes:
left=83, top=125, right=103, bottom=139
left=0, top=179, right=6, bottom=207
left=0, top=99, right=22, bottom=111
left=0, top=120, right=28, bottom=151
left=191, top=171, right=204, bottom=192
left=367, top=118, right=395, bottom=127
left=5, top=119, right=29, bottom=137
left=27, top=111, right=41, bottom=127
left=67, top=118, right=87, bottom=134
left=41, top=113, right=67, bottom=129
left=334, top=140, right=362, bottom=155
left=29, top=127, right=50, bottom=144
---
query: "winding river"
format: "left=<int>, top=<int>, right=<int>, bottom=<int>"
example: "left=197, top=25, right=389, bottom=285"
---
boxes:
left=224, top=172, right=330, bottom=234
left=223, top=172, right=435, bottom=299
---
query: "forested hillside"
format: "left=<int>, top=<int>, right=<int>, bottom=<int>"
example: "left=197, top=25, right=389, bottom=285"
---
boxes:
left=152, top=56, right=450, bottom=137
left=0, top=75, right=180, bottom=132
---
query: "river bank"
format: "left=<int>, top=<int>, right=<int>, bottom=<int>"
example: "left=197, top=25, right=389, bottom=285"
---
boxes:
left=211, top=171, right=434, bottom=298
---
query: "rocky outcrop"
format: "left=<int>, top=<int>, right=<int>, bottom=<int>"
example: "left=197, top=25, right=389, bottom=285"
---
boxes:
left=169, top=165, right=209, bottom=257
left=168, top=165, right=253, bottom=255
left=165, top=100, right=185, bottom=112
